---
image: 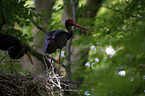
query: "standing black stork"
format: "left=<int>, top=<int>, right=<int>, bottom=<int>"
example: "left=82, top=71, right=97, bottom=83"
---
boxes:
left=44, top=19, right=88, bottom=73
left=0, top=33, right=33, bottom=65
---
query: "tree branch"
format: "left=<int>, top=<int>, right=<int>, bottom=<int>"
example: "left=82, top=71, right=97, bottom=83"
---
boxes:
left=29, top=18, right=47, bottom=33
left=61, top=79, right=90, bottom=84
left=65, top=0, right=79, bottom=80
left=105, top=6, right=144, bottom=19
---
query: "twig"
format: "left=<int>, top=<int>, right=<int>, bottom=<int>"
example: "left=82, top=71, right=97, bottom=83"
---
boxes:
left=123, top=0, right=128, bottom=6
left=61, top=82, right=69, bottom=87
left=51, top=63, right=61, bottom=88
left=29, top=18, right=47, bottom=33
left=61, top=80, right=90, bottom=84
left=42, top=55, right=48, bottom=70
left=42, top=54, right=62, bottom=95
left=0, top=61, right=20, bottom=63
left=105, top=6, right=143, bottom=19
left=61, top=89, right=78, bottom=91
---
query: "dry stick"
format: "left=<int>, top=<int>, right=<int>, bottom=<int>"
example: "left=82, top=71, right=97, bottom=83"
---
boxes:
left=51, top=63, right=61, bottom=89
left=42, top=56, right=48, bottom=70
left=58, top=50, right=61, bottom=74
left=44, top=54, right=60, bottom=85
left=61, top=80, right=90, bottom=84
left=44, top=55, right=62, bottom=96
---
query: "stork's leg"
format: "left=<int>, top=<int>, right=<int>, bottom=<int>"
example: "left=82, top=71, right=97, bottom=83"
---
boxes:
left=0, top=56, right=5, bottom=62
left=0, top=56, right=5, bottom=72
left=58, top=50, right=61, bottom=74
left=10, top=59, right=19, bottom=75
left=1, top=51, right=6, bottom=72
left=51, top=54, right=52, bottom=63
left=10, top=59, right=13, bottom=74
left=0, top=51, right=6, bottom=62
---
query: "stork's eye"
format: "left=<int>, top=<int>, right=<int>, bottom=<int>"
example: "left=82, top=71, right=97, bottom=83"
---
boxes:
left=70, top=20, right=74, bottom=24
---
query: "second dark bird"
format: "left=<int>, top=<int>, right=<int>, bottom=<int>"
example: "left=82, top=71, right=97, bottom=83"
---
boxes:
left=44, top=19, right=88, bottom=73
left=0, top=33, right=33, bottom=65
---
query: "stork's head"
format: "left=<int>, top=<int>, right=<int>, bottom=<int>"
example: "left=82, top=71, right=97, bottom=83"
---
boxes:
left=22, top=45, right=33, bottom=65
left=65, top=19, right=88, bottom=31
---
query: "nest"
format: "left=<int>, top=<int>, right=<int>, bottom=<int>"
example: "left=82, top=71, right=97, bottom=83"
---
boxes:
left=0, top=55, right=86, bottom=96
left=0, top=65, right=63, bottom=96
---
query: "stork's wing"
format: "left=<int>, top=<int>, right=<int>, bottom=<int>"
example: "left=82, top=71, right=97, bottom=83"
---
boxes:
left=0, top=33, right=21, bottom=50
left=44, top=30, right=68, bottom=54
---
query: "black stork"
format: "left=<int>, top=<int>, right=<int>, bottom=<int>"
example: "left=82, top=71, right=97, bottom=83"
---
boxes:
left=44, top=19, right=88, bottom=73
left=0, top=33, right=33, bottom=65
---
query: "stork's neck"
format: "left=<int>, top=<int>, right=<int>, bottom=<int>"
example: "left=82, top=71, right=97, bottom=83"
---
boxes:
left=65, top=24, right=73, bottom=40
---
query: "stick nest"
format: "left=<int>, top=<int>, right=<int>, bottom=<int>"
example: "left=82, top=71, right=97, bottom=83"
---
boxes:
left=0, top=70, right=62, bottom=96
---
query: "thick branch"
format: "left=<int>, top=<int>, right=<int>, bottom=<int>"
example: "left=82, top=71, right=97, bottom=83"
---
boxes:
left=65, top=0, right=78, bottom=81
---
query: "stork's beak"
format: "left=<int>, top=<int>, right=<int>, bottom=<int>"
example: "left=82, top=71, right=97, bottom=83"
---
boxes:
left=72, top=22, right=89, bottom=31
left=27, top=51, right=33, bottom=65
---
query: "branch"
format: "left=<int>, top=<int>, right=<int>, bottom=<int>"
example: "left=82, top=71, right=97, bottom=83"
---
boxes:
left=105, top=6, right=144, bottom=19
left=61, top=80, right=90, bottom=84
left=70, top=0, right=78, bottom=22
left=29, top=18, right=47, bottom=33
left=65, top=0, right=78, bottom=80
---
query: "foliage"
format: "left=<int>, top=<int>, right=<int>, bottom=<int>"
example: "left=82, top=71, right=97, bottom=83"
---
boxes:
left=0, top=0, right=36, bottom=43
left=75, top=0, right=145, bottom=95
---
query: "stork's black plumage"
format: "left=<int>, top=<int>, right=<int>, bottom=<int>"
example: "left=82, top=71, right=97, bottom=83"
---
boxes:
left=44, top=19, right=88, bottom=74
left=0, top=33, right=33, bottom=64
left=44, top=30, right=68, bottom=54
